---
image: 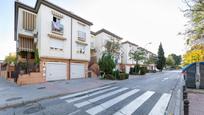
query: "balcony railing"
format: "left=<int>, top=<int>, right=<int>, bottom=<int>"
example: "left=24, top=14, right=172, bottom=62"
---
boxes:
left=52, top=21, right=64, bottom=34
left=18, top=36, right=34, bottom=52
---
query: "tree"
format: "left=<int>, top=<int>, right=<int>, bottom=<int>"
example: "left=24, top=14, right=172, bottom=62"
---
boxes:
left=156, top=43, right=166, bottom=71
left=98, top=53, right=116, bottom=74
left=166, top=55, right=175, bottom=68
left=34, top=49, right=40, bottom=65
left=104, top=38, right=121, bottom=64
left=4, top=55, right=16, bottom=64
left=165, top=54, right=182, bottom=68
left=129, top=49, right=146, bottom=65
left=181, top=0, right=204, bottom=66
left=145, top=56, right=157, bottom=65
left=169, top=54, right=182, bottom=66
left=183, top=49, right=204, bottom=66
left=104, top=39, right=121, bottom=58
left=181, top=0, right=204, bottom=45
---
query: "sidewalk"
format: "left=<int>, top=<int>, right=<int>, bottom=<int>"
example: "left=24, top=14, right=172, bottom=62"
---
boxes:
left=0, top=77, right=117, bottom=109
left=188, top=89, right=204, bottom=115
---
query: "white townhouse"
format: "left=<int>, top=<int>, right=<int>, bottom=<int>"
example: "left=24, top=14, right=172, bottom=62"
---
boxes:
left=120, top=41, right=139, bottom=73
left=14, top=0, right=93, bottom=84
left=120, top=41, right=157, bottom=73
left=91, top=29, right=123, bottom=63
left=121, top=41, right=139, bottom=65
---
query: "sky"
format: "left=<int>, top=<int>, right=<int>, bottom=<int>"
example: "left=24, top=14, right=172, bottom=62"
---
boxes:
left=0, top=0, right=188, bottom=60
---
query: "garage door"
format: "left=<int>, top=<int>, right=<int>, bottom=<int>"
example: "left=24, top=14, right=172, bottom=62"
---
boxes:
left=46, top=62, right=67, bottom=81
left=71, top=63, right=85, bottom=79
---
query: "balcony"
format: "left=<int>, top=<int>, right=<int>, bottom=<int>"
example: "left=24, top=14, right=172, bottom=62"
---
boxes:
left=52, top=21, right=64, bottom=34
left=18, top=35, right=34, bottom=52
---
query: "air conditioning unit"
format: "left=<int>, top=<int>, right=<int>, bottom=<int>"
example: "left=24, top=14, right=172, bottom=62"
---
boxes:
left=34, top=37, right=38, bottom=44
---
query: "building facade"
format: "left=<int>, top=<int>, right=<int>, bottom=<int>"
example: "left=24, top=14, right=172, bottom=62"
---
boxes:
left=120, top=41, right=157, bottom=73
left=15, top=0, right=92, bottom=84
left=91, top=29, right=123, bottom=62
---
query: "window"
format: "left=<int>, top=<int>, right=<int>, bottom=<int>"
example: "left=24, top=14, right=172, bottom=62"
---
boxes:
left=23, top=11, right=36, bottom=31
left=52, top=16, right=64, bottom=34
left=91, top=42, right=94, bottom=48
left=78, top=31, right=86, bottom=41
left=77, top=22, right=86, bottom=41
left=76, top=44, right=86, bottom=54
left=53, top=17, right=57, bottom=22
left=49, top=39, right=64, bottom=51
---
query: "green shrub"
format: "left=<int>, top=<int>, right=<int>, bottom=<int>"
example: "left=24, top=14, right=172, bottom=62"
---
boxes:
left=125, top=73, right=129, bottom=79
left=98, top=53, right=116, bottom=75
left=129, top=67, right=134, bottom=74
left=18, top=62, right=27, bottom=70
left=105, top=74, right=115, bottom=80
left=140, top=67, right=147, bottom=75
left=129, top=65, right=141, bottom=75
left=134, top=64, right=140, bottom=74
left=118, top=73, right=129, bottom=80
left=112, top=70, right=120, bottom=80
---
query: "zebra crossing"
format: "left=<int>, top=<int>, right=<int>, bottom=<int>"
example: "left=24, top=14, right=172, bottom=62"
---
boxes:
left=59, top=85, right=171, bottom=115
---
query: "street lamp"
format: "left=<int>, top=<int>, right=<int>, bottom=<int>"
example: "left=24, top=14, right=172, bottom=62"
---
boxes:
left=144, top=42, right=152, bottom=48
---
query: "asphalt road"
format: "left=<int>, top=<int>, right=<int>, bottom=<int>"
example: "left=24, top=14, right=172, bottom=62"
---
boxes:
left=0, top=71, right=182, bottom=115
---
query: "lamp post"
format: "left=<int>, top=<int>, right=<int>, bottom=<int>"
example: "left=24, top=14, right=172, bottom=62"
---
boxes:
left=144, top=42, right=152, bottom=49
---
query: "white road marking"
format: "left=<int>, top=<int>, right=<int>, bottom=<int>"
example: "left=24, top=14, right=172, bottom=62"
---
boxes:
left=148, top=93, right=171, bottom=115
left=86, top=89, right=140, bottom=115
left=60, top=85, right=111, bottom=99
left=162, top=78, right=169, bottom=81
left=66, top=87, right=118, bottom=103
left=114, top=91, right=155, bottom=115
left=67, top=110, right=81, bottom=115
left=74, top=87, right=129, bottom=108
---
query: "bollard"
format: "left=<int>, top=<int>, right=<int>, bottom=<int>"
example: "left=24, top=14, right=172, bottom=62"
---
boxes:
left=183, top=91, right=188, bottom=100
left=183, top=85, right=186, bottom=92
left=184, top=99, right=189, bottom=115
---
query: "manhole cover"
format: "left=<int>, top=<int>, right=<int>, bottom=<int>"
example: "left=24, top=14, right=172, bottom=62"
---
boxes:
left=37, top=87, right=46, bottom=90
left=23, top=105, right=45, bottom=114
left=6, top=97, right=22, bottom=102
left=65, top=82, right=69, bottom=84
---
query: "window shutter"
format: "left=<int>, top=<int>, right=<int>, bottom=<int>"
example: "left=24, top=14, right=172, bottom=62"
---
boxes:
left=22, top=11, right=36, bottom=31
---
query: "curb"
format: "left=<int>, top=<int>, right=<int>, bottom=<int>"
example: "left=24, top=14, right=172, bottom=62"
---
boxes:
left=0, top=82, right=117, bottom=110
left=166, top=75, right=183, bottom=115
left=187, top=89, right=204, bottom=94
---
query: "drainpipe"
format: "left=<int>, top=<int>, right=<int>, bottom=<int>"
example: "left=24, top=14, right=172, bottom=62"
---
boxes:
left=196, top=62, right=200, bottom=89
left=70, top=18, right=73, bottom=59
left=69, top=18, right=73, bottom=80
